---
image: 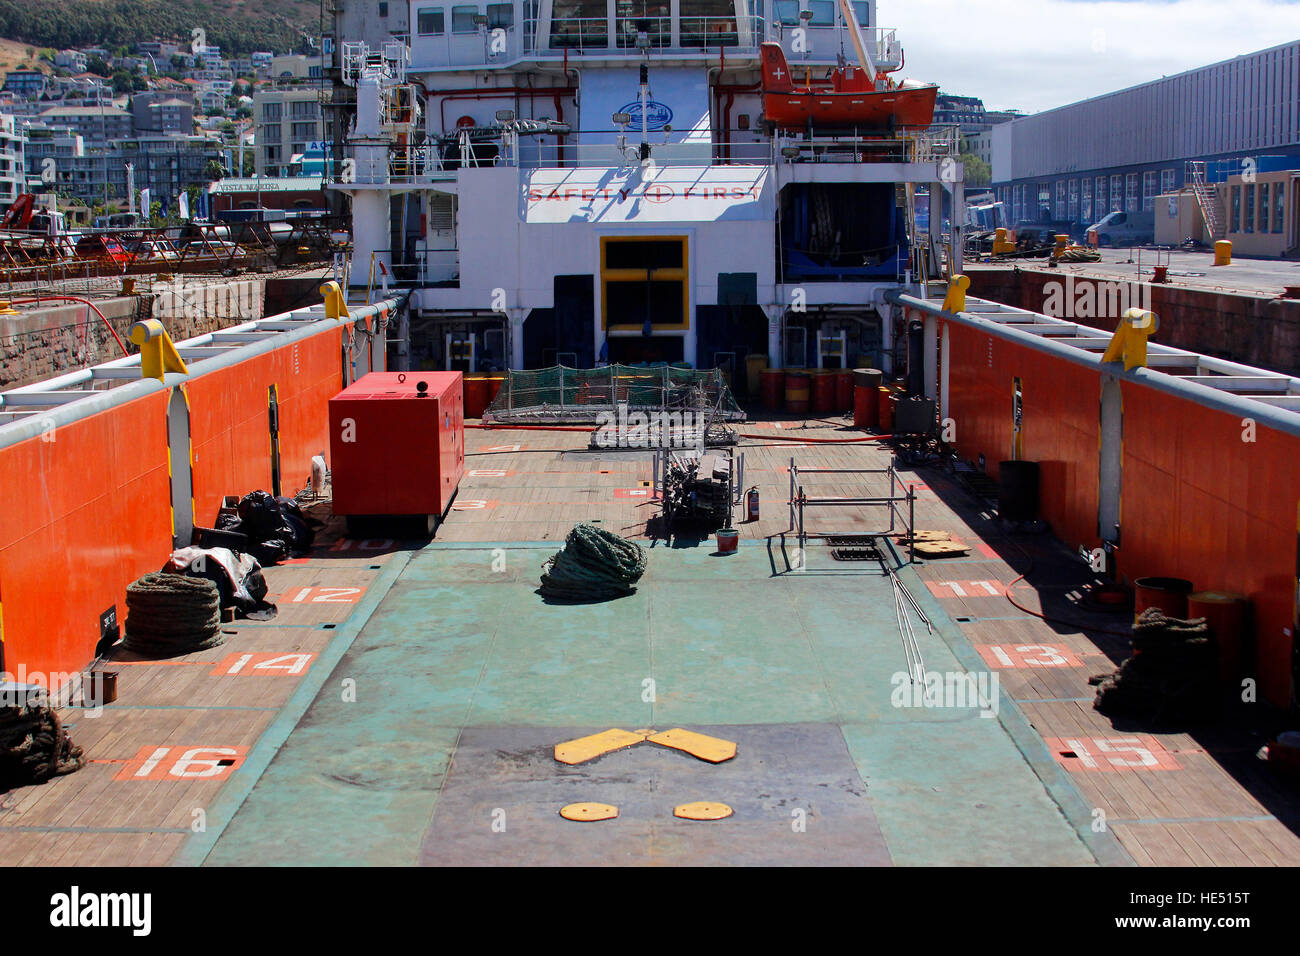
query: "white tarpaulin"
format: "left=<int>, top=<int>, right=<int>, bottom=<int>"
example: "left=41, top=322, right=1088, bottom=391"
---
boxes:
left=575, top=66, right=712, bottom=164
left=522, top=165, right=769, bottom=223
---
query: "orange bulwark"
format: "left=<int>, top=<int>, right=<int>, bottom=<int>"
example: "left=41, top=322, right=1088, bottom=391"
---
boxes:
left=0, top=295, right=400, bottom=686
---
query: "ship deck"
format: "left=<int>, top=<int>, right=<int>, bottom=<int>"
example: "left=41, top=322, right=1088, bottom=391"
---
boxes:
left=4, top=417, right=1300, bottom=866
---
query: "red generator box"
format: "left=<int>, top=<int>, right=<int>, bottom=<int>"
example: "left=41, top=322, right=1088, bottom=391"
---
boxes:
left=328, top=371, right=464, bottom=536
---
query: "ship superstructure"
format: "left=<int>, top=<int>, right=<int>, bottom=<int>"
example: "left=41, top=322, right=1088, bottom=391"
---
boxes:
left=334, top=0, right=960, bottom=375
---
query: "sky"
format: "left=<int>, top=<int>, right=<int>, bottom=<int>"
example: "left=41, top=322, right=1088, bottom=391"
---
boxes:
left=881, top=0, right=1300, bottom=113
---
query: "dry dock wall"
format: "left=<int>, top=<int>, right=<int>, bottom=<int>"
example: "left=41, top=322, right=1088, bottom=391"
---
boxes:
left=0, top=278, right=266, bottom=390
left=0, top=302, right=392, bottom=685
left=966, top=268, right=1300, bottom=377
left=902, top=297, right=1300, bottom=709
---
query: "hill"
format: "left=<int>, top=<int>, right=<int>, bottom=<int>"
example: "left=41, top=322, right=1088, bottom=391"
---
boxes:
left=0, top=0, right=323, bottom=57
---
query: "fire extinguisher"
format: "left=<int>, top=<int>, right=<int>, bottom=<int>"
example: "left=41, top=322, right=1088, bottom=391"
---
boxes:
left=746, top=486, right=760, bottom=522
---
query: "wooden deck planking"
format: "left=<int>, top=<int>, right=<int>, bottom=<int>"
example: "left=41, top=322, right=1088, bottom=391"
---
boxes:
left=2, top=416, right=1298, bottom=866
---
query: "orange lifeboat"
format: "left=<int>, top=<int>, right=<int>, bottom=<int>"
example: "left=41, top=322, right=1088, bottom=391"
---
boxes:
left=759, top=43, right=938, bottom=132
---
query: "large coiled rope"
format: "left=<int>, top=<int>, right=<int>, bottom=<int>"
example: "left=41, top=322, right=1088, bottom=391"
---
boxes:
left=0, top=702, right=84, bottom=789
left=123, top=572, right=224, bottom=656
left=1093, top=608, right=1217, bottom=724
left=539, top=523, right=648, bottom=601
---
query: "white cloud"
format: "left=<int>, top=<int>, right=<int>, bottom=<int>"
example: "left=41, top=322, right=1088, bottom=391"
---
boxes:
left=880, top=0, right=1300, bottom=112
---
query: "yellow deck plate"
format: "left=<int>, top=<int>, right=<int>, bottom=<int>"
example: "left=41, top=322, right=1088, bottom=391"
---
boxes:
left=560, top=802, right=619, bottom=821
left=647, top=728, right=737, bottom=763
left=674, top=801, right=734, bottom=820
left=553, top=728, right=648, bottom=765
left=914, top=540, right=969, bottom=557
left=899, top=530, right=952, bottom=543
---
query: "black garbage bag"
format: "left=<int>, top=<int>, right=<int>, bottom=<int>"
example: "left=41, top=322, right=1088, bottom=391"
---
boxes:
left=163, top=547, right=277, bottom=620
left=237, top=491, right=286, bottom=541
left=276, top=496, right=319, bottom=552
left=248, top=539, right=288, bottom=567
left=215, top=511, right=243, bottom=533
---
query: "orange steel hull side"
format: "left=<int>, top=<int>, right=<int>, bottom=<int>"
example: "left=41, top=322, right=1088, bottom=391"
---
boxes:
left=0, top=323, right=350, bottom=682
left=187, top=328, right=345, bottom=525
left=939, top=315, right=1102, bottom=552
left=0, top=390, right=172, bottom=682
left=1118, top=381, right=1300, bottom=707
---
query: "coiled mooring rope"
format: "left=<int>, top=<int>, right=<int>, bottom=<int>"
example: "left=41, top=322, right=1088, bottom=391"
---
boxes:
left=539, top=523, right=648, bottom=601
left=0, top=703, right=84, bottom=789
left=124, top=572, right=225, bottom=656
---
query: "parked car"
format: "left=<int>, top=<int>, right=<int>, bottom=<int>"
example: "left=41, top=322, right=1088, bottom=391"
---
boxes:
left=186, top=238, right=248, bottom=260
left=74, top=234, right=132, bottom=265
left=1086, top=210, right=1155, bottom=247
left=132, top=239, right=181, bottom=263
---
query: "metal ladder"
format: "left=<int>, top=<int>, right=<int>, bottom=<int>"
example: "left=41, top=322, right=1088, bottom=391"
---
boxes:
left=1185, top=161, right=1221, bottom=242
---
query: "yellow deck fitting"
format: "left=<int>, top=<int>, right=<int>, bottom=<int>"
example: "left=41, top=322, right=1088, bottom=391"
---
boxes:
left=1101, top=307, right=1159, bottom=370
left=559, top=802, right=619, bottom=822
left=940, top=274, right=969, bottom=314
left=674, top=801, right=734, bottom=820
left=647, top=728, right=738, bottom=763
left=319, top=280, right=351, bottom=320
left=127, top=318, right=189, bottom=381
left=554, top=728, right=648, bottom=765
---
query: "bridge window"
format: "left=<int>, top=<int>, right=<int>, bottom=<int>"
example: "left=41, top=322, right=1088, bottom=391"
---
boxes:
left=851, top=1, right=869, bottom=26
left=487, top=3, right=515, bottom=28
left=452, top=5, right=480, bottom=32
left=417, top=7, right=446, bottom=34
left=681, top=0, right=739, bottom=46
left=551, top=0, right=609, bottom=47
left=807, top=0, right=834, bottom=24
left=616, top=0, right=671, bottom=47
left=774, top=0, right=799, bottom=25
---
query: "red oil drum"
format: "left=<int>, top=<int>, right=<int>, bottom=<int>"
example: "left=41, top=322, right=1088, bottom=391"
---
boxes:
left=759, top=369, right=785, bottom=410
left=785, top=370, right=810, bottom=414
left=811, top=370, right=835, bottom=414
left=877, top=386, right=894, bottom=430
left=1187, top=591, right=1249, bottom=682
left=834, top=369, right=854, bottom=410
left=463, top=375, right=490, bottom=418
left=1133, top=576, right=1194, bottom=622
left=853, top=384, right=878, bottom=429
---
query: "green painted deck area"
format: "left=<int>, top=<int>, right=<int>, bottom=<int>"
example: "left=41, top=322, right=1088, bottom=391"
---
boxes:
left=203, top=542, right=1100, bottom=866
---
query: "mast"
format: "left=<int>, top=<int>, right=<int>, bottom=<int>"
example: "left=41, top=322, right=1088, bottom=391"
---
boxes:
left=836, top=0, right=877, bottom=85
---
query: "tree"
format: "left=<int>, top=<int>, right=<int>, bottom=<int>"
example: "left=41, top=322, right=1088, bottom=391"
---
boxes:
left=85, top=55, right=111, bottom=77
left=960, top=150, right=992, bottom=187
left=111, top=70, right=133, bottom=94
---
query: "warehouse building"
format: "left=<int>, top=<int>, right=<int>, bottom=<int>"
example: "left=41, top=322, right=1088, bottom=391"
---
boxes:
left=991, top=39, right=1300, bottom=246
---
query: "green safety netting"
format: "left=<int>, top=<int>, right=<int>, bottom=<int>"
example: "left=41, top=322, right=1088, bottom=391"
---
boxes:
left=482, top=364, right=745, bottom=424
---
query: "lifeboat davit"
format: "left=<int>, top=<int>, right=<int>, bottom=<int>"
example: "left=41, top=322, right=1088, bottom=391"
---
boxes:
left=759, top=43, right=938, bottom=131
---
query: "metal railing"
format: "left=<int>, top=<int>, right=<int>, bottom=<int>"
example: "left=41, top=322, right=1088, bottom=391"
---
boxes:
left=327, top=125, right=962, bottom=187
left=406, top=17, right=905, bottom=66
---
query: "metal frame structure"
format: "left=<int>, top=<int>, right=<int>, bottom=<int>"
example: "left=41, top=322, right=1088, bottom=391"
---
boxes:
left=787, top=457, right=917, bottom=562
left=0, top=218, right=349, bottom=286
